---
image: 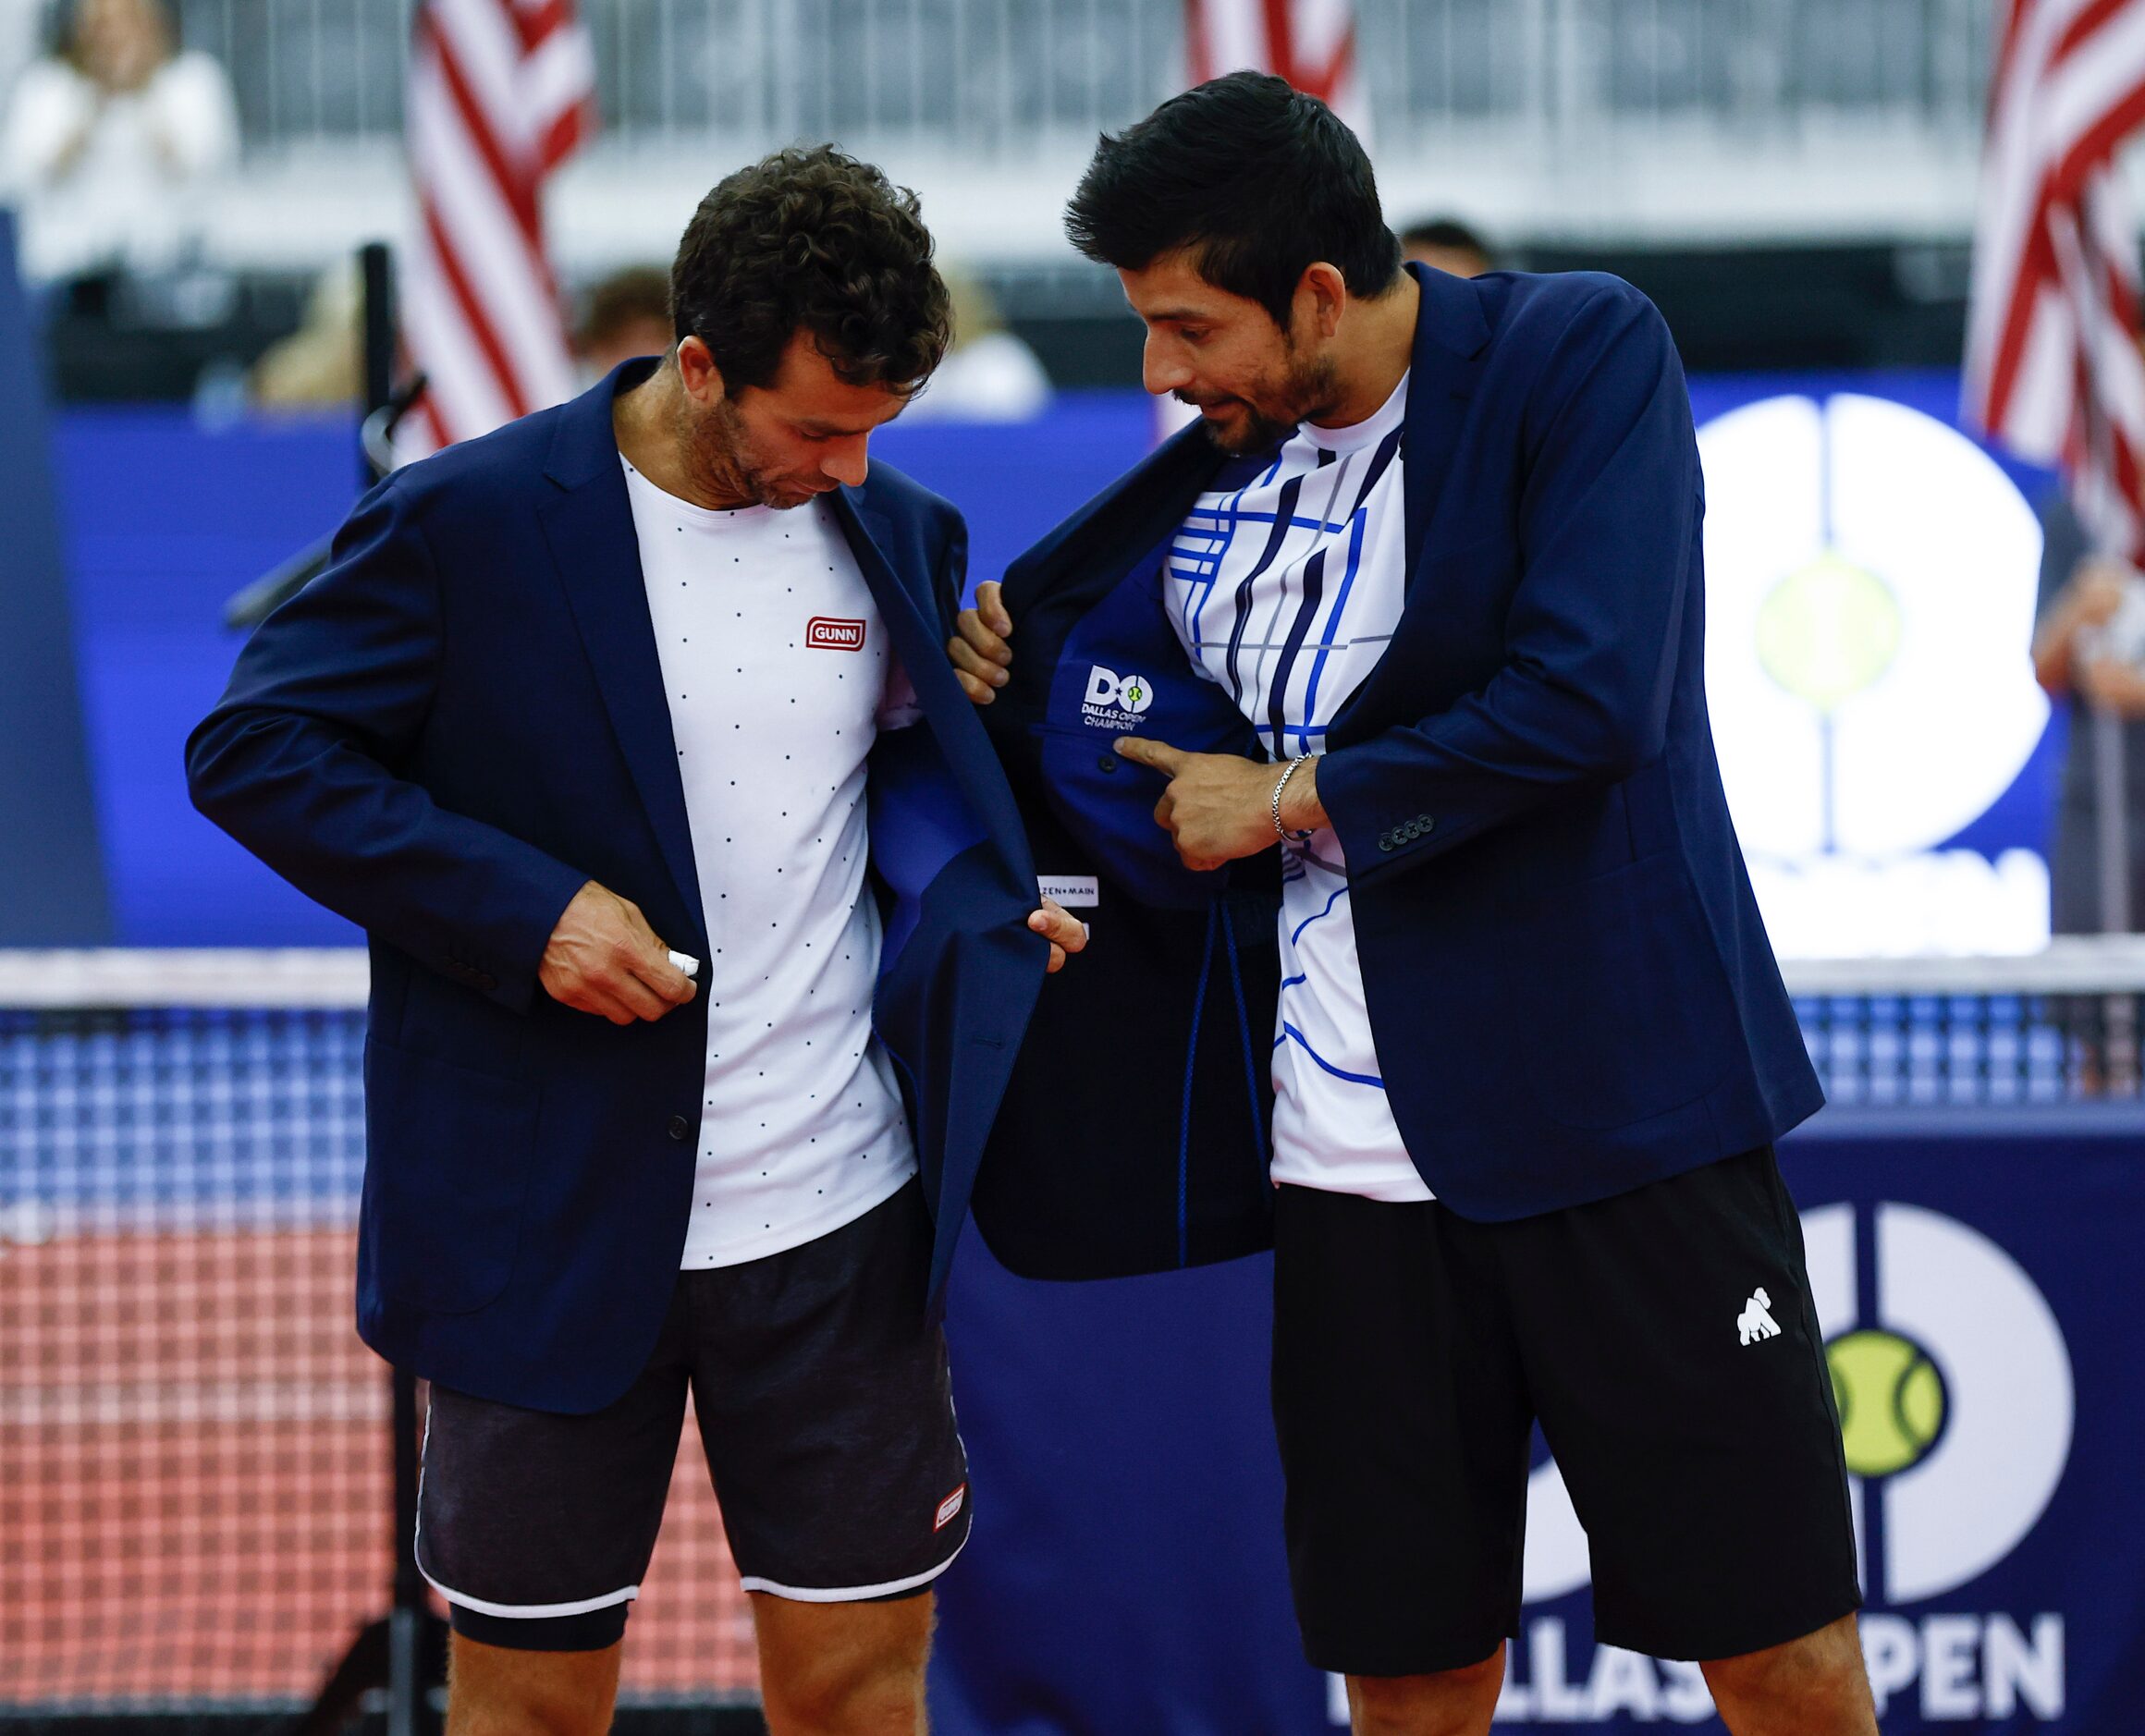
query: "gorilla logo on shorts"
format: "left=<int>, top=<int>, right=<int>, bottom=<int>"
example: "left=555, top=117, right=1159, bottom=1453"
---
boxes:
left=1521, top=1204, right=2073, bottom=1608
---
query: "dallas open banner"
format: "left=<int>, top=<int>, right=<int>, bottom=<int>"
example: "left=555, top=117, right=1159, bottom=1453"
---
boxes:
left=929, top=1115, right=2145, bottom=1732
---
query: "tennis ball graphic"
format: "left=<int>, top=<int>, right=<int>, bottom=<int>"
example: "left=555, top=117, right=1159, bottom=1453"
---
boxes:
left=1827, top=1327, right=1946, bottom=1477
left=1756, top=550, right=1903, bottom=715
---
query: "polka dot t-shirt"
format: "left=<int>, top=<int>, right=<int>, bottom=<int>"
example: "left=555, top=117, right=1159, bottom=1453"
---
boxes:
left=626, top=458, right=920, bottom=1269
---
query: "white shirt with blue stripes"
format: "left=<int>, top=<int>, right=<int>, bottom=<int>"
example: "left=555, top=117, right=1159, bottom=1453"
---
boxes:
left=1164, top=372, right=1432, bottom=1203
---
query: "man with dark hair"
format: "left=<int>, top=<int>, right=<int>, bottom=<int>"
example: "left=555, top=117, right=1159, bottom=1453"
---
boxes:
left=190, top=144, right=1084, bottom=1736
left=954, top=73, right=1875, bottom=1736
left=571, top=263, right=674, bottom=381
left=1397, top=215, right=1496, bottom=278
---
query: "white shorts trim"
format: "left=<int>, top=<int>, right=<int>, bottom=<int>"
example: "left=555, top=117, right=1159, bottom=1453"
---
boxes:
left=419, top=1564, right=641, bottom=1620
left=737, top=1530, right=967, bottom=1604
left=413, top=1401, right=643, bottom=1621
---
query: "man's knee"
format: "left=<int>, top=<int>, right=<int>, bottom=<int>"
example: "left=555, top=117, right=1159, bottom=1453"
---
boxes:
left=445, top=1632, right=621, bottom=1736
left=1702, top=1612, right=1875, bottom=1730
left=762, top=1651, right=925, bottom=1736
left=754, top=1593, right=932, bottom=1736
left=1348, top=1644, right=1505, bottom=1736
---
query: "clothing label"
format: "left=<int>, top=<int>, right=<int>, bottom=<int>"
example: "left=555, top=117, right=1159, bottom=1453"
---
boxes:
left=1038, top=874, right=1099, bottom=909
left=935, top=1485, right=967, bottom=1531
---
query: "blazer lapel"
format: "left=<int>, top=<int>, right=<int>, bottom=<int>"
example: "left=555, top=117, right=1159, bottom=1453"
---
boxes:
left=537, top=368, right=704, bottom=943
left=829, top=485, right=1034, bottom=878
left=1005, top=417, right=1228, bottom=605
left=1400, top=261, right=1493, bottom=596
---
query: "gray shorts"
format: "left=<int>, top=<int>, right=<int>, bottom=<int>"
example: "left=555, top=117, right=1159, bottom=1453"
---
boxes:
left=415, top=1180, right=970, bottom=1651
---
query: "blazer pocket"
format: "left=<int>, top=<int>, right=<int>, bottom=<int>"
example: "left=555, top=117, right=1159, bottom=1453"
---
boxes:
left=361, top=1036, right=539, bottom=1314
left=1502, top=853, right=1739, bottom=1131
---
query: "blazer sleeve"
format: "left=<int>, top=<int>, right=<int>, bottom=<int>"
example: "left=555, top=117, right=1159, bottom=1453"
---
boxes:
left=1316, top=282, right=1699, bottom=888
left=184, top=475, right=590, bottom=1012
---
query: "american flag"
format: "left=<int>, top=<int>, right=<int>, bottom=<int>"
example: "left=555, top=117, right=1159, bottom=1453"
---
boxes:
left=1964, top=0, right=2145, bottom=558
left=401, top=0, right=597, bottom=451
left=1184, top=0, right=1367, bottom=137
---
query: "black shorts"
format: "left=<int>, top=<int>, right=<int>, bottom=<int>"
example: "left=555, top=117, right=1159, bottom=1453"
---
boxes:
left=415, top=1180, right=970, bottom=1651
left=1272, top=1147, right=1860, bottom=1674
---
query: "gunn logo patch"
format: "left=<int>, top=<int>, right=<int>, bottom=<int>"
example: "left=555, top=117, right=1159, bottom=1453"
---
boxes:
left=806, top=617, right=865, bottom=651
left=934, top=1484, right=967, bottom=1532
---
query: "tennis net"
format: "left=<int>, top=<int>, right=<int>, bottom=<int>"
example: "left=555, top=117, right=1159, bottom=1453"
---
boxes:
left=0, top=951, right=755, bottom=1717
left=7, top=940, right=2145, bottom=1713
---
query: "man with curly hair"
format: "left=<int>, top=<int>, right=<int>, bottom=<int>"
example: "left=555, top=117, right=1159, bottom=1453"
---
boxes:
left=188, top=146, right=1085, bottom=1734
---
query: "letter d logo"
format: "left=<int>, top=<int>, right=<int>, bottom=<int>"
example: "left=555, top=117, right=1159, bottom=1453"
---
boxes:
left=1085, top=665, right=1122, bottom=707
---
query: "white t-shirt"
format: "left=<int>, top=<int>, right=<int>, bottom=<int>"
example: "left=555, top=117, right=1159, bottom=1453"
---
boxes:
left=626, top=458, right=921, bottom=1267
left=1164, top=373, right=1431, bottom=1203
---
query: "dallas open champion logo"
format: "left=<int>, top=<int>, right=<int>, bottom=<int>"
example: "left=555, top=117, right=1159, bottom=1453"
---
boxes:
left=1081, top=665, right=1154, bottom=731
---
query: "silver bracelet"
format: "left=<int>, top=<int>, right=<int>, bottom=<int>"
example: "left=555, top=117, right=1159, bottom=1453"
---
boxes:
left=1271, top=753, right=1315, bottom=840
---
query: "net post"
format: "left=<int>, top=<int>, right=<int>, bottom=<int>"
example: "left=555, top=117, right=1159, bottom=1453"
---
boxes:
left=2092, top=703, right=2138, bottom=1093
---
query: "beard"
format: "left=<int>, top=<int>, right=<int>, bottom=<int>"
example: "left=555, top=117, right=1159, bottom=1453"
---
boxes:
left=681, top=393, right=815, bottom=508
left=1186, top=346, right=1343, bottom=457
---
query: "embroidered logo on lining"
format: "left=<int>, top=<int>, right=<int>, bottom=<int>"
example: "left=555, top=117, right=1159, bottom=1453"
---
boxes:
left=1081, top=665, right=1154, bottom=730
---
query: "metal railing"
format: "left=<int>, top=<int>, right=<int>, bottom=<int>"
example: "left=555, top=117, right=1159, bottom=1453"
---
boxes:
left=176, top=0, right=1992, bottom=158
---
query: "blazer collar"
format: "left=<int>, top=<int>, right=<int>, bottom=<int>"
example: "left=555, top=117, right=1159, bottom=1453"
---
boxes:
left=827, top=482, right=1038, bottom=889
left=536, top=361, right=704, bottom=945
left=1399, top=261, right=1492, bottom=576
left=1003, top=416, right=1229, bottom=605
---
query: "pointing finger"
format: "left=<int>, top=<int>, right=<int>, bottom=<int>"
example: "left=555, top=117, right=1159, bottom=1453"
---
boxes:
left=1114, top=735, right=1189, bottom=776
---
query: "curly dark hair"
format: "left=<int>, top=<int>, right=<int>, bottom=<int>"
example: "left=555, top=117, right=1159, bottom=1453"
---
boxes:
left=669, top=146, right=951, bottom=397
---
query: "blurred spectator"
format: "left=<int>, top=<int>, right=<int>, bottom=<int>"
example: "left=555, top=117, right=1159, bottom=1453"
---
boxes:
left=1, top=0, right=237, bottom=284
left=574, top=263, right=673, bottom=383
left=249, top=260, right=362, bottom=410
left=901, top=265, right=1050, bottom=423
left=0, top=0, right=40, bottom=113
left=1398, top=215, right=1495, bottom=278
left=2031, top=493, right=2145, bottom=933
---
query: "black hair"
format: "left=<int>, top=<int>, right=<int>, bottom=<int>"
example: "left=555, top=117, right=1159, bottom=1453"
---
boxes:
left=669, top=144, right=950, bottom=396
left=48, top=0, right=177, bottom=64
left=1063, top=70, right=1402, bottom=329
left=1398, top=216, right=1495, bottom=266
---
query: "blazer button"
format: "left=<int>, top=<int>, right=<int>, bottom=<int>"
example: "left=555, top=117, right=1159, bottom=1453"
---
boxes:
left=1097, top=755, right=1119, bottom=774
left=1379, top=835, right=1394, bottom=852
left=668, top=1114, right=691, bottom=1142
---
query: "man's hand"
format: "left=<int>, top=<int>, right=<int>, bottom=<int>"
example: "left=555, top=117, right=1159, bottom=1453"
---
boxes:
left=1028, top=897, right=1089, bottom=973
left=539, top=881, right=698, bottom=1025
left=1113, top=738, right=1325, bottom=872
left=2065, top=558, right=2134, bottom=634
left=2078, top=654, right=2145, bottom=720
left=949, top=581, right=1013, bottom=704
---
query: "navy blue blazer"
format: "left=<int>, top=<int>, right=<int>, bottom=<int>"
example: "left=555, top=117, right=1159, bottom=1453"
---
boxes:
left=973, top=264, right=1823, bottom=1279
left=187, top=362, right=1048, bottom=1413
